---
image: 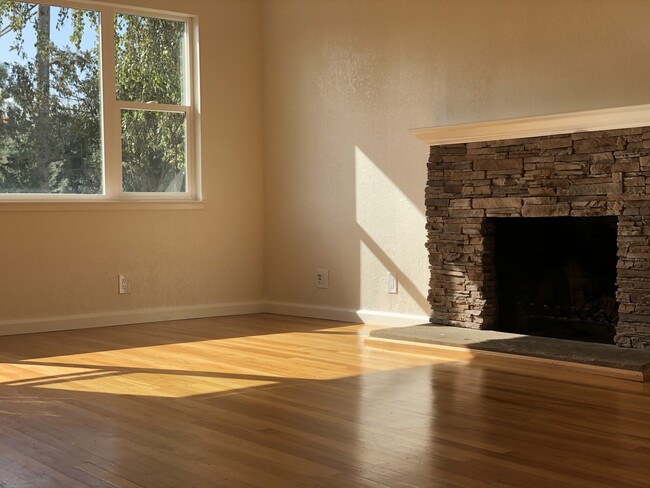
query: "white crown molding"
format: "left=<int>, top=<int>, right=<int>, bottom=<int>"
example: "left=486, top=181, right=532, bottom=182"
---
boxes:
left=410, top=104, right=650, bottom=145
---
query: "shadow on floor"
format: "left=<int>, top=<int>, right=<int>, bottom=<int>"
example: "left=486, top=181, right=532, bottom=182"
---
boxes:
left=0, top=313, right=354, bottom=362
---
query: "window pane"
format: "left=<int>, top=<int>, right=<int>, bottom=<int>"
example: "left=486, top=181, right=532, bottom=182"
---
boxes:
left=115, top=13, right=185, bottom=105
left=121, top=110, right=187, bottom=193
left=0, top=3, right=102, bottom=194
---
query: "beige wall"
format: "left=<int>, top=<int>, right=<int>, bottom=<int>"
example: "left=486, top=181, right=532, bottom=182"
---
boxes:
left=1, top=0, right=266, bottom=323
left=263, top=0, right=650, bottom=317
left=9, top=0, right=650, bottom=328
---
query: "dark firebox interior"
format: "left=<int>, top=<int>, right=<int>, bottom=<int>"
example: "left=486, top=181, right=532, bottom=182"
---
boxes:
left=493, top=216, right=618, bottom=344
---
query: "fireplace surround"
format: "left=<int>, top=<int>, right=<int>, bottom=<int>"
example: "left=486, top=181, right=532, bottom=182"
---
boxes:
left=424, top=122, right=650, bottom=349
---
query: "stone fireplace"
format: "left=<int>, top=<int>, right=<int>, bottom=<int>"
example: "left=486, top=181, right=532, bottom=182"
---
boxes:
left=424, top=122, right=650, bottom=349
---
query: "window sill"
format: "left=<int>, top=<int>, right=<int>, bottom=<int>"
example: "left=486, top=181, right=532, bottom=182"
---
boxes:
left=0, top=199, right=205, bottom=212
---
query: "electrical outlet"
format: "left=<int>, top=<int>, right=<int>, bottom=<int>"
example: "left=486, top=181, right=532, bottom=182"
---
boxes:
left=118, top=274, right=131, bottom=294
left=387, top=272, right=398, bottom=294
left=316, top=269, right=329, bottom=289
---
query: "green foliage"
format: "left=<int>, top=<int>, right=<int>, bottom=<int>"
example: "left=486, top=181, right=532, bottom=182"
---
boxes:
left=0, top=1, right=101, bottom=193
left=0, top=1, right=35, bottom=54
left=115, top=13, right=184, bottom=105
left=0, top=63, right=11, bottom=172
left=115, top=13, right=186, bottom=192
left=122, top=110, right=186, bottom=193
left=0, top=1, right=187, bottom=194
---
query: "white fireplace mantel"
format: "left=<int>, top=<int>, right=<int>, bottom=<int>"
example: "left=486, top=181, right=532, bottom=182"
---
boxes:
left=409, top=104, right=650, bottom=146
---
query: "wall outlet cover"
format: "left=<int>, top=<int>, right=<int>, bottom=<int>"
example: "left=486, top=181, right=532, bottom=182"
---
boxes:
left=388, top=272, right=398, bottom=294
left=316, top=269, right=329, bottom=289
left=119, top=274, right=131, bottom=294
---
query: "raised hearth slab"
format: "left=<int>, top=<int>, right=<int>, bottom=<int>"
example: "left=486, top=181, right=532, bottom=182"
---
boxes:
left=366, top=325, right=650, bottom=382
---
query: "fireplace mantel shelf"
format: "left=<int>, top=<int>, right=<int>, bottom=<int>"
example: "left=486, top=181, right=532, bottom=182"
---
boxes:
left=410, top=104, right=650, bottom=145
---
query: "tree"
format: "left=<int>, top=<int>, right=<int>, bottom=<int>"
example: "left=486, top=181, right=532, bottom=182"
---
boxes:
left=0, top=63, right=11, bottom=169
left=115, top=13, right=186, bottom=193
left=0, top=1, right=186, bottom=194
left=0, top=1, right=101, bottom=193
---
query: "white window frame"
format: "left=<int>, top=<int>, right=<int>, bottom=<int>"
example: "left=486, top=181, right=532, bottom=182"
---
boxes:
left=0, top=0, right=201, bottom=205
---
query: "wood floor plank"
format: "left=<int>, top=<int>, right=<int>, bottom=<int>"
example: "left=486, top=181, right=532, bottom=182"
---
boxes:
left=1, top=314, right=650, bottom=487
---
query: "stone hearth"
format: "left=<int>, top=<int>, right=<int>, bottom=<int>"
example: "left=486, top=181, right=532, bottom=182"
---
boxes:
left=426, top=126, right=650, bottom=349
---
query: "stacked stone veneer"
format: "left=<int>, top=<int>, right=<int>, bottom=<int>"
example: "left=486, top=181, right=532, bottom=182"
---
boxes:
left=426, top=126, right=650, bottom=349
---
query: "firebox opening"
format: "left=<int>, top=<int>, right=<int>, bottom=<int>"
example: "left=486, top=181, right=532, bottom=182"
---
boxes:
left=493, top=216, right=618, bottom=344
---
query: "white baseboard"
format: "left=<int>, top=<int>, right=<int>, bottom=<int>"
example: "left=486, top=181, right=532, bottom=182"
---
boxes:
left=265, top=302, right=361, bottom=323
left=355, top=309, right=431, bottom=327
left=0, top=301, right=429, bottom=337
left=265, top=301, right=430, bottom=327
left=0, top=302, right=266, bottom=336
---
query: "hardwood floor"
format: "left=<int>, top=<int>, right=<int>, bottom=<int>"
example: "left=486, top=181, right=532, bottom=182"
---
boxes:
left=0, top=313, right=650, bottom=487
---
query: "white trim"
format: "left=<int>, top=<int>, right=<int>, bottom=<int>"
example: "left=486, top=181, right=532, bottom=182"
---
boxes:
left=100, top=4, right=121, bottom=199
left=0, top=302, right=430, bottom=336
left=265, top=302, right=429, bottom=327
left=410, top=104, right=650, bottom=145
left=189, top=15, right=201, bottom=201
left=0, top=0, right=200, bottom=202
left=117, top=102, right=190, bottom=113
left=19, top=0, right=193, bottom=18
left=0, top=302, right=265, bottom=336
left=355, top=309, right=430, bottom=327
left=0, top=200, right=203, bottom=212
left=265, top=302, right=360, bottom=323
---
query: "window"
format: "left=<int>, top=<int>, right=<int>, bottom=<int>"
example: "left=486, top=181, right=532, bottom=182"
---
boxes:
left=0, top=0, right=198, bottom=200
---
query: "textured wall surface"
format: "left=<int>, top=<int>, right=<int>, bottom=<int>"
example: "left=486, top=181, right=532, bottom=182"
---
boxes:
left=10, top=0, right=650, bottom=328
left=1, top=0, right=265, bottom=323
left=263, top=0, right=650, bottom=318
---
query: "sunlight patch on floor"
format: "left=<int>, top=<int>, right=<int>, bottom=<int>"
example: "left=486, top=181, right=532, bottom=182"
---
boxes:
left=0, top=325, right=458, bottom=398
left=3, top=366, right=279, bottom=398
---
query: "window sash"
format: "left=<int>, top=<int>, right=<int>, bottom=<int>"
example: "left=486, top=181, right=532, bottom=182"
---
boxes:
left=120, top=105, right=191, bottom=195
left=0, top=0, right=199, bottom=202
